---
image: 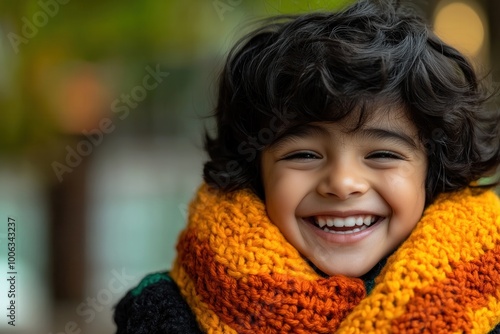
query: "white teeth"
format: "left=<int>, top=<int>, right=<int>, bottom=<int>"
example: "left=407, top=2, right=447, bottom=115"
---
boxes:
left=344, top=217, right=356, bottom=227
left=363, top=216, right=372, bottom=225
left=332, top=218, right=343, bottom=227
left=323, top=225, right=369, bottom=234
left=315, top=215, right=378, bottom=228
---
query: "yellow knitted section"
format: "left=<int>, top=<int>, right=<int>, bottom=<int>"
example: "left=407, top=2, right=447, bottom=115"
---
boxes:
left=336, top=188, right=500, bottom=333
left=467, top=296, right=500, bottom=334
left=184, top=184, right=320, bottom=280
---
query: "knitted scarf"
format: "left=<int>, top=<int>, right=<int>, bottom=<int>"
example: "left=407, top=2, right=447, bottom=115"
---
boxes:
left=170, top=184, right=500, bottom=333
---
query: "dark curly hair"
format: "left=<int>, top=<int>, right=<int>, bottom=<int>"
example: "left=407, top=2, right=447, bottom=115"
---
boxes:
left=203, top=0, right=500, bottom=204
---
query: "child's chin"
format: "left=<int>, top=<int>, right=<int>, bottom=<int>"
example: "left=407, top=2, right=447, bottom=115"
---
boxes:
left=306, top=259, right=330, bottom=278
left=308, top=259, right=377, bottom=278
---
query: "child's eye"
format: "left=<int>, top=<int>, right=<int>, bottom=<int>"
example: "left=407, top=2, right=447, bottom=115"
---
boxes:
left=282, top=151, right=320, bottom=160
left=366, top=151, right=405, bottom=160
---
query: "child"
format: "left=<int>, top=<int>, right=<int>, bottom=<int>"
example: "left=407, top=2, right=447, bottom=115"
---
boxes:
left=114, top=0, right=500, bottom=332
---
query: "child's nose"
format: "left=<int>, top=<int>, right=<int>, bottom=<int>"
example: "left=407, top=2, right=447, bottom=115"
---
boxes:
left=316, top=160, right=370, bottom=200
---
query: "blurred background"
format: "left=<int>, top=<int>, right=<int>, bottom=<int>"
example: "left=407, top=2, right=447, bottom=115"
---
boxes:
left=0, top=0, right=498, bottom=333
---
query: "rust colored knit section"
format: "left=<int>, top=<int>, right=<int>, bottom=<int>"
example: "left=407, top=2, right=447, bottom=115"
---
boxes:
left=391, top=245, right=500, bottom=334
left=178, top=229, right=366, bottom=334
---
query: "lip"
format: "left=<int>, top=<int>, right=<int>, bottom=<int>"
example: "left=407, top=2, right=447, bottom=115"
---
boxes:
left=301, top=215, right=385, bottom=244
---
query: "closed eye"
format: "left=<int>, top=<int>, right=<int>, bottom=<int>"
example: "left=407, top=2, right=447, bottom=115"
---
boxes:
left=366, top=151, right=406, bottom=160
left=282, top=151, right=321, bottom=161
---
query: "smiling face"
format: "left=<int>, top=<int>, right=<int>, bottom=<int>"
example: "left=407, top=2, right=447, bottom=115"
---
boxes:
left=260, top=108, right=428, bottom=277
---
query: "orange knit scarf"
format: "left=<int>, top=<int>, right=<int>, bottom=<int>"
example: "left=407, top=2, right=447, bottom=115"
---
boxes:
left=171, top=184, right=500, bottom=333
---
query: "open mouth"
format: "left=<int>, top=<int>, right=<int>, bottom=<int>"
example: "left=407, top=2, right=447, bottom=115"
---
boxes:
left=305, top=215, right=383, bottom=234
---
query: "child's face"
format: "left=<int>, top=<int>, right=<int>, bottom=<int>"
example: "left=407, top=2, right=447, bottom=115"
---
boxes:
left=261, top=108, right=427, bottom=277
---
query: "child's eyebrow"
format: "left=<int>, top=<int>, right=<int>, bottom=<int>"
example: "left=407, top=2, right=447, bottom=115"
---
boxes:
left=269, top=124, right=419, bottom=151
left=358, top=128, right=419, bottom=149
left=271, top=124, right=330, bottom=150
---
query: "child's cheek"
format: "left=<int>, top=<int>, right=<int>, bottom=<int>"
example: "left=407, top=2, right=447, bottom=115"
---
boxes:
left=382, top=159, right=427, bottom=189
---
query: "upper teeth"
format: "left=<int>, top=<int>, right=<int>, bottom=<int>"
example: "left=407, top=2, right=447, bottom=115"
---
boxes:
left=315, top=215, right=377, bottom=228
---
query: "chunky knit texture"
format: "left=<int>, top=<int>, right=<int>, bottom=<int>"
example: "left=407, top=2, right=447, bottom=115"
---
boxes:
left=170, top=184, right=500, bottom=334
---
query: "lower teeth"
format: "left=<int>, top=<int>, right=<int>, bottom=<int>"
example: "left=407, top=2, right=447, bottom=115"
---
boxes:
left=322, top=225, right=368, bottom=234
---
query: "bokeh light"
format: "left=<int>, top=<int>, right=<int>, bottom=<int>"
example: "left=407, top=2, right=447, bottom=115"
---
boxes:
left=433, top=1, right=487, bottom=58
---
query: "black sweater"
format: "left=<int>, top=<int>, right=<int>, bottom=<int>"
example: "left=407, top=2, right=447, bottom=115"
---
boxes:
left=114, top=272, right=202, bottom=333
